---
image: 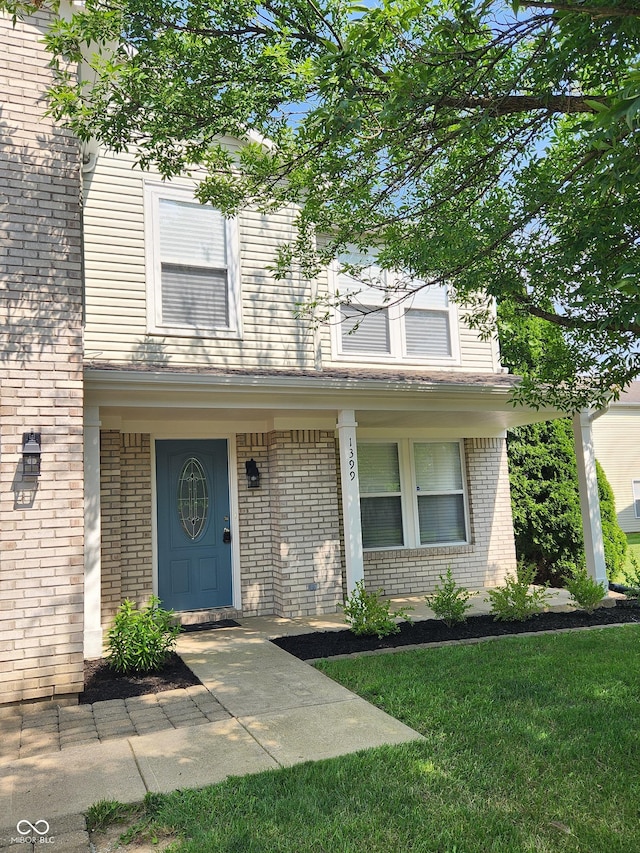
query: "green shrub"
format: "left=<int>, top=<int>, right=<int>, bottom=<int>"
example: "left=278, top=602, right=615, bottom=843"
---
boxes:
left=107, top=596, right=181, bottom=675
left=623, top=553, right=640, bottom=600
left=342, top=581, right=413, bottom=638
left=507, top=420, right=627, bottom=584
left=486, top=564, right=551, bottom=622
left=565, top=566, right=606, bottom=613
left=426, top=568, right=472, bottom=627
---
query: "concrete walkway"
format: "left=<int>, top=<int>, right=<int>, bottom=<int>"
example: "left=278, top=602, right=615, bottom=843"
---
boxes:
left=0, top=616, right=423, bottom=850
left=0, top=586, right=611, bottom=850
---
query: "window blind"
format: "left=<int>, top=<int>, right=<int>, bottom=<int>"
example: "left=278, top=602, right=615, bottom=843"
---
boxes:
left=417, top=494, right=466, bottom=543
left=161, top=265, right=228, bottom=328
left=159, top=198, right=226, bottom=268
left=358, top=443, right=403, bottom=547
left=341, top=306, right=391, bottom=354
left=157, top=197, right=229, bottom=329
left=361, top=496, right=404, bottom=548
left=405, top=309, right=452, bottom=358
left=414, top=442, right=463, bottom=492
left=358, top=443, right=401, bottom=493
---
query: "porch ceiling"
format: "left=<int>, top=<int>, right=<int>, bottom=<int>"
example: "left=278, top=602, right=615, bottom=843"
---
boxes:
left=85, top=368, right=563, bottom=437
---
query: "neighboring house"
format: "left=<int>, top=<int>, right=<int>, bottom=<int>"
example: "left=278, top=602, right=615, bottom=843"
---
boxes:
left=0, top=9, right=603, bottom=706
left=593, top=383, right=640, bottom=534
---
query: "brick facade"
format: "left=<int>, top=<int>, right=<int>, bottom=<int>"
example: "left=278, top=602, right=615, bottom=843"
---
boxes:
left=236, top=433, right=274, bottom=616
left=362, top=438, right=517, bottom=594
left=267, top=430, right=343, bottom=617
left=99, top=433, right=153, bottom=625
left=0, top=11, right=84, bottom=703
left=99, top=430, right=345, bottom=624
left=98, top=431, right=516, bottom=628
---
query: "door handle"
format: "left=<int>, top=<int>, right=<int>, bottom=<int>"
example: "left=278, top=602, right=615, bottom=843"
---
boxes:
left=223, top=527, right=231, bottom=544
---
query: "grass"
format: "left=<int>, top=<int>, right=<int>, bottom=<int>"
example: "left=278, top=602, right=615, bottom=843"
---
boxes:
left=100, top=627, right=640, bottom=853
left=623, top=532, right=640, bottom=577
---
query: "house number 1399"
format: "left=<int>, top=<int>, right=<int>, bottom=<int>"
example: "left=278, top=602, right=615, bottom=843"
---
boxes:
left=348, top=437, right=356, bottom=481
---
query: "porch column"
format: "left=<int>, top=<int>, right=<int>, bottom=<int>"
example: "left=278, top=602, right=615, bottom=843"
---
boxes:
left=84, top=406, right=103, bottom=657
left=337, top=409, right=364, bottom=595
left=572, top=410, right=608, bottom=588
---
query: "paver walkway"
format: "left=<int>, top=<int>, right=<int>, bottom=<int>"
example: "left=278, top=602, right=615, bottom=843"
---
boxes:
left=0, top=619, right=423, bottom=850
left=0, top=686, right=229, bottom=763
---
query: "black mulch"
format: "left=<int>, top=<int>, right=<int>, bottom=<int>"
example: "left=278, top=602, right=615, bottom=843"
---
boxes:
left=80, top=652, right=202, bottom=705
left=271, top=600, right=640, bottom=661
left=181, top=619, right=241, bottom=633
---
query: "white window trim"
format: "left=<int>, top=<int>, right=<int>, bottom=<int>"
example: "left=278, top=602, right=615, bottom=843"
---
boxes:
left=329, top=260, right=460, bottom=366
left=358, top=438, right=470, bottom=550
left=633, top=479, right=640, bottom=519
left=144, top=181, right=242, bottom=339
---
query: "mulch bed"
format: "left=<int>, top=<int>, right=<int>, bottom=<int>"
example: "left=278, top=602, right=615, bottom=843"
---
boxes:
left=80, top=652, right=202, bottom=705
left=271, top=600, right=640, bottom=660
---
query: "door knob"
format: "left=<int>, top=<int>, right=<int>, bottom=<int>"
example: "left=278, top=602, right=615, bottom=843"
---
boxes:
left=223, top=527, right=231, bottom=544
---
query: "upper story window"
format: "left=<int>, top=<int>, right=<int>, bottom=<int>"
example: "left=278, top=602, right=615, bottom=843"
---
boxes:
left=145, top=183, right=241, bottom=337
left=331, top=249, right=459, bottom=365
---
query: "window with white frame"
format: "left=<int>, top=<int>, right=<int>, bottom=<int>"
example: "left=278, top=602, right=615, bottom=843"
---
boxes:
left=145, top=183, right=241, bottom=336
left=332, top=249, right=458, bottom=363
left=633, top=479, right=640, bottom=518
left=358, top=440, right=468, bottom=549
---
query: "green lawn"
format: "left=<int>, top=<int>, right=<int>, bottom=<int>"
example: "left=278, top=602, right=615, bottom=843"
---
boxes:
left=623, top=532, right=640, bottom=576
left=103, top=627, right=640, bottom=853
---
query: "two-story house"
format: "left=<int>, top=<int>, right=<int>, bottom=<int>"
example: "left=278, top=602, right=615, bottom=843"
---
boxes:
left=1, top=7, right=607, bottom=707
left=79, top=144, right=541, bottom=659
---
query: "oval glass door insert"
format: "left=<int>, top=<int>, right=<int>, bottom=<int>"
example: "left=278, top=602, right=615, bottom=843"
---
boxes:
left=177, top=457, right=209, bottom=540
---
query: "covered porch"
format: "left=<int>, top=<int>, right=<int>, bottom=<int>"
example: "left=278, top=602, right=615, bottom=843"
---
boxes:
left=82, top=367, right=606, bottom=658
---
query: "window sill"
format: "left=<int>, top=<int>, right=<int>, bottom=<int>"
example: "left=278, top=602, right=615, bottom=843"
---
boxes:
left=146, top=327, right=242, bottom=341
left=331, top=353, right=462, bottom=368
left=364, top=543, right=473, bottom=559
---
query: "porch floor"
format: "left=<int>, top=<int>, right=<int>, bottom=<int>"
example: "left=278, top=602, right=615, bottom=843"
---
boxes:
left=231, top=584, right=608, bottom=637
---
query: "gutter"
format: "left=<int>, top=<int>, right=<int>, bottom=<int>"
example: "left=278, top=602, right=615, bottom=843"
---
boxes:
left=83, top=367, right=518, bottom=397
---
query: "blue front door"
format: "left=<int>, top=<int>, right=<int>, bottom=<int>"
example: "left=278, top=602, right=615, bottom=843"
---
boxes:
left=156, top=439, right=232, bottom=611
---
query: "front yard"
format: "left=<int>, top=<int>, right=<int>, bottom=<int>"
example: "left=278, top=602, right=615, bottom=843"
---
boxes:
left=624, top=532, right=640, bottom=575
left=98, top=626, right=640, bottom=853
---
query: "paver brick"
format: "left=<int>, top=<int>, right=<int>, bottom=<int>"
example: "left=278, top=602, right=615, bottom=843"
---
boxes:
left=165, top=708, right=207, bottom=722
left=133, top=720, right=175, bottom=734
left=156, top=689, right=190, bottom=702
left=91, top=705, right=130, bottom=719
left=205, top=708, right=232, bottom=722
left=60, top=732, right=100, bottom=748
left=59, top=705, right=94, bottom=721
left=58, top=722, right=99, bottom=737
left=95, top=723, right=136, bottom=739
left=125, top=694, right=160, bottom=709
left=92, top=699, right=126, bottom=711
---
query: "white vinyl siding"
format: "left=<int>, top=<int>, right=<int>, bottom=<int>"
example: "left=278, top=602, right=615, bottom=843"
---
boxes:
left=146, top=185, right=240, bottom=336
left=592, top=406, right=640, bottom=534
left=83, top=148, right=319, bottom=370
left=331, top=251, right=459, bottom=364
left=83, top=147, right=501, bottom=372
left=358, top=440, right=468, bottom=549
